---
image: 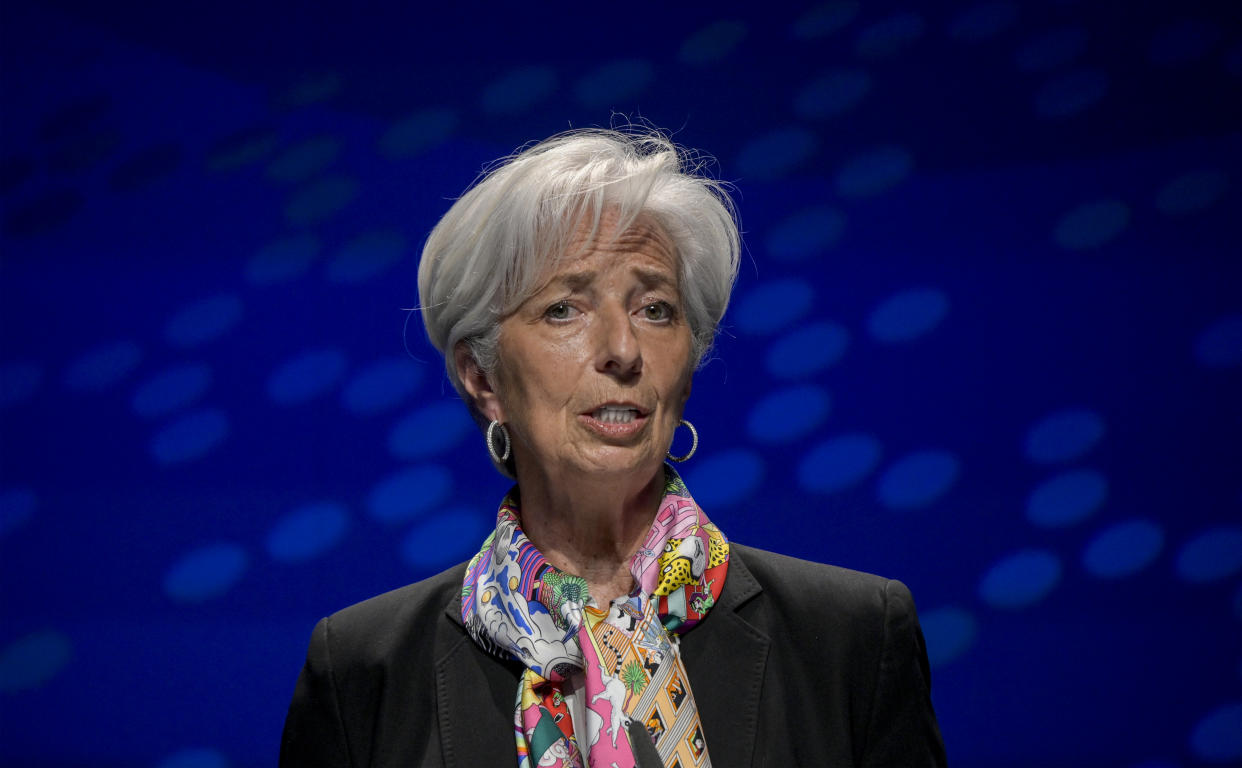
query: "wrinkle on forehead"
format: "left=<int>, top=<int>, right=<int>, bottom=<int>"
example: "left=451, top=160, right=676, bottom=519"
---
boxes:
left=542, top=209, right=680, bottom=287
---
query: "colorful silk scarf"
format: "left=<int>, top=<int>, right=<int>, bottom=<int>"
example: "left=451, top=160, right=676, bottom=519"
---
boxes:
left=461, top=465, right=728, bottom=768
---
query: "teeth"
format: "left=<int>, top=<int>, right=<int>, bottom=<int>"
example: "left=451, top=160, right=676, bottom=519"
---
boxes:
left=593, top=406, right=639, bottom=423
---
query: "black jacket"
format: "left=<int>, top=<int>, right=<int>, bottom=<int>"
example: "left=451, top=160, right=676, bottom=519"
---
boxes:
left=281, top=544, right=947, bottom=767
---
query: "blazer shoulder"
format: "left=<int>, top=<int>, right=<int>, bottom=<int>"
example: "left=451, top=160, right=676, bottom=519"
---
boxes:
left=319, top=561, right=469, bottom=665
left=730, top=542, right=908, bottom=619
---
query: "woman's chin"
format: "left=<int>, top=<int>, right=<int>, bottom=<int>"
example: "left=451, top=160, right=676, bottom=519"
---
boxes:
left=567, top=444, right=665, bottom=481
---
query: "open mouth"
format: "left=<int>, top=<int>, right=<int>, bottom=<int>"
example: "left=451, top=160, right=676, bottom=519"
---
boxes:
left=591, top=405, right=642, bottom=424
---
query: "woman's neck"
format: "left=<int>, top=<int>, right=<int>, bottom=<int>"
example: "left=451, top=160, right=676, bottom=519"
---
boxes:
left=514, top=464, right=665, bottom=606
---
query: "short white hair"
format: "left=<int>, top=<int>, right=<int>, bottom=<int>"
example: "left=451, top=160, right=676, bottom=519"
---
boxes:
left=418, top=127, right=740, bottom=416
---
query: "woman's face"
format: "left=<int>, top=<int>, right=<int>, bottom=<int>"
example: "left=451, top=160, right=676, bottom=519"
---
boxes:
left=473, top=212, right=694, bottom=484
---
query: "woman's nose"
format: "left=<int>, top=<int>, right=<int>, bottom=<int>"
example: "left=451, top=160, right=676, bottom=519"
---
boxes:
left=595, top=305, right=642, bottom=378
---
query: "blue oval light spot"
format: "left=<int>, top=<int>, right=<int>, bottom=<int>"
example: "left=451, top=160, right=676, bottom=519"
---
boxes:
left=856, top=12, right=925, bottom=58
left=164, top=294, right=243, bottom=348
left=1082, top=519, right=1164, bottom=579
left=1191, top=702, right=1242, bottom=763
left=878, top=451, right=960, bottom=509
left=1195, top=314, right=1242, bottom=367
left=156, top=747, right=230, bottom=768
left=401, top=507, right=491, bottom=571
left=574, top=59, right=654, bottom=108
left=1035, top=69, right=1110, bottom=118
left=277, top=71, right=342, bottom=108
left=792, top=1, right=859, bottom=39
left=63, top=340, right=142, bottom=391
left=680, top=20, right=748, bottom=65
left=389, top=400, right=475, bottom=460
left=326, top=229, right=407, bottom=283
left=1149, top=19, right=1220, bottom=66
left=342, top=358, right=422, bottom=415
left=867, top=288, right=948, bottom=343
left=920, top=607, right=977, bottom=668
left=734, top=278, right=815, bottom=335
left=765, top=205, right=846, bottom=262
left=747, top=385, right=831, bottom=444
left=1157, top=169, right=1231, bottom=215
left=683, top=449, right=764, bottom=508
left=379, top=107, right=458, bottom=158
left=948, top=2, right=1018, bottom=41
left=0, top=629, right=72, bottom=693
left=979, top=549, right=1062, bottom=609
left=1227, top=40, right=1242, bottom=77
left=0, top=487, right=35, bottom=535
left=266, top=135, right=340, bottom=184
left=798, top=433, right=882, bottom=494
left=246, top=233, right=321, bottom=285
left=1025, top=408, right=1105, bottom=463
left=836, top=146, right=913, bottom=198
left=794, top=69, right=871, bottom=119
left=480, top=66, right=557, bottom=114
left=1053, top=199, right=1129, bottom=250
left=284, top=176, right=359, bottom=226
left=268, top=349, right=348, bottom=406
left=736, top=127, right=817, bottom=182
left=368, top=465, right=453, bottom=524
left=765, top=321, right=850, bottom=379
left=0, top=361, right=42, bottom=407
left=1015, top=26, right=1089, bottom=72
left=206, top=128, right=278, bottom=173
left=1176, top=526, right=1242, bottom=583
left=1026, top=469, right=1108, bottom=528
left=131, top=363, right=212, bottom=419
left=150, top=408, right=229, bottom=465
left=163, top=542, right=248, bottom=602
left=267, top=501, right=350, bottom=563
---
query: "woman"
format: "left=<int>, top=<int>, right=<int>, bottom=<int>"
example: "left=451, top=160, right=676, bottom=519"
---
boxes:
left=281, top=129, right=946, bottom=767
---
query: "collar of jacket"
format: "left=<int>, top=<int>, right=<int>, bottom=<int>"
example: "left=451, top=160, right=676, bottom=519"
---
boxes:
left=434, top=545, right=770, bottom=768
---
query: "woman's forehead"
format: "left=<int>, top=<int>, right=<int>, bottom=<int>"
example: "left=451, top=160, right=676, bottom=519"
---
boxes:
left=550, top=211, right=679, bottom=281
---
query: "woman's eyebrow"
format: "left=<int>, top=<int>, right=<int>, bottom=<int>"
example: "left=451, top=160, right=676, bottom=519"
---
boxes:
left=554, top=271, right=596, bottom=292
left=633, top=267, right=676, bottom=290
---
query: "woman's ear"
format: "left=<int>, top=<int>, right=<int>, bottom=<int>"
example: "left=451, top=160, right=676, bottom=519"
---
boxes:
left=454, top=343, right=505, bottom=422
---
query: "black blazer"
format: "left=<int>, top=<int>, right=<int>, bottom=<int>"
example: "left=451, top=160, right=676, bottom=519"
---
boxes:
left=281, top=544, right=947, bottom=767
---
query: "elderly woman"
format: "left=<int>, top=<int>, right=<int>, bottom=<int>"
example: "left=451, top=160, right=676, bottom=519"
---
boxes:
left=281, top=129, right=946, bottom=767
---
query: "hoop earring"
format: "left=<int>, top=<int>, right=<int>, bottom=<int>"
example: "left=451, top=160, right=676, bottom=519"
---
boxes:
left=666, top=419, right=698, bottom=463
left=486, top=420, right=511, bottom=464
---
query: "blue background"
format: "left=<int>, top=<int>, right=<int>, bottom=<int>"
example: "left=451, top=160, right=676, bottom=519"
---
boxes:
left=1, top=2, right=1240, bottom=766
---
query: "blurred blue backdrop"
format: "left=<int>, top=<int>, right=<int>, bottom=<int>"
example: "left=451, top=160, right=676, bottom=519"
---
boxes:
left=1, top=2, right=1239, bottom=766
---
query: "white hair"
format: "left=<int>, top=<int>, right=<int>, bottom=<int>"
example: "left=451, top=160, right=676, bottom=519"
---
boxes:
left=417, top=128, right=740, bottom=423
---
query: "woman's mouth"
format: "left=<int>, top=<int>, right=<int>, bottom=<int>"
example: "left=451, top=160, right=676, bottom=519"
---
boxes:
left=592, top=405, right=640, bottom=423
left=580, top=403, right=649, bottom=438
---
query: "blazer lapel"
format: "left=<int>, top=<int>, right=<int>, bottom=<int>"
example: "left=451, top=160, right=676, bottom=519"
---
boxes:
left=436, top=598, right=522, bottom=768
left=680, top=548, right=769, bottom=768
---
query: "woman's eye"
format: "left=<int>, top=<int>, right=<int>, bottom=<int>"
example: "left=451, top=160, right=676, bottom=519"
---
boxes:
left=643, top=302, right=674, bottom=321
left=544, top=302, right=575, bottom=321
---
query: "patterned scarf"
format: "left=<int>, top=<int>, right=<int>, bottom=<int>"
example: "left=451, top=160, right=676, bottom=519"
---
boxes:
left=461, top=465, right=728, bottom=768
